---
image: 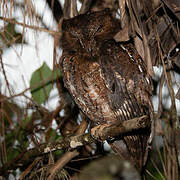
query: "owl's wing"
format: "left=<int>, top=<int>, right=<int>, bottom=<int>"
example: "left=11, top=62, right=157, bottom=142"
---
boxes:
left=99, top=41, right=153, bottom=122
left=99, top=41, right=153, bottom=170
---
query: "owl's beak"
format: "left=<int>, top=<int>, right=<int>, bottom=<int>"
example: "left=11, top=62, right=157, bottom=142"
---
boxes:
left=86, top=40, right=96, bottom=57
left=88, top=47, right=93, bottom=55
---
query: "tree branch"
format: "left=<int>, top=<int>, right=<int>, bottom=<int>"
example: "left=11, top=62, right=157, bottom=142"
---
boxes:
left=0, top=16, right=61, bottom=36
left=0, top=115, right=149, bottom=175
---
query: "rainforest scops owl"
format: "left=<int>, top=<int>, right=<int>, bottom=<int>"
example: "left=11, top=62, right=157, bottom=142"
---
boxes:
left=60, top=9, right=153, bottom=171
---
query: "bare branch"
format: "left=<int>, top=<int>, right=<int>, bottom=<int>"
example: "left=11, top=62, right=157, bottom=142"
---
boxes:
left=64, top=0, right=78, bottom=19
left=0, top=115, right=149, bottom=176
left=47, top=150, right=79, bottom=180
left=0, top=17, right=61, bottom=36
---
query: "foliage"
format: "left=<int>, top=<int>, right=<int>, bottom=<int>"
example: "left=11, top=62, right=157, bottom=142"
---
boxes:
left=0, top=21, right=26, bottom=50
left=30, top=62, right=61, bottom=105
left=0, top=0, right=180, bottom=180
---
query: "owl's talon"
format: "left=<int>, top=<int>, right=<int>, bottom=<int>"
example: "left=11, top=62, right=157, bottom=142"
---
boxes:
left=91, top=125, right=101, bottom=140
left=91, top=124, right=112, bottom=141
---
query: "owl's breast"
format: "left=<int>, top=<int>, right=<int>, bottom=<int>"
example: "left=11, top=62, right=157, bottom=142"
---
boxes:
left=61, top=54, right=116, bottom=125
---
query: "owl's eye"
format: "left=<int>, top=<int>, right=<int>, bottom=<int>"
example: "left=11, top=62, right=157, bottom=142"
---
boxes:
left=69, top=32, right=85, bottom=49
left=91, top=25, right=103, bottom=38
left=70, top=35, right=78, bottom=42
left=95, top=25, right=103, bottom=33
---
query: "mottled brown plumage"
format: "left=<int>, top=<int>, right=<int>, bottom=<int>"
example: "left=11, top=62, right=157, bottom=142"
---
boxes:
left=60, top=9, right=153, bottom=171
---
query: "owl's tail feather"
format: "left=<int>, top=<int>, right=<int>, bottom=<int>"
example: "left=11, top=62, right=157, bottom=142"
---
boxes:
left=109, top=127, right=150, bottom=173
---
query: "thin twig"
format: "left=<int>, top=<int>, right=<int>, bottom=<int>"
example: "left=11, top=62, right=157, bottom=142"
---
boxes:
left=150, top=158, right=165, bottom=180
left=79, top=0, right=92, bottom=14
left=155, top=23, right=179, bottom=179
left=47, top=115, right=88, bottom=179
left=146, top=169, right=159, bottom=180
left=0, top=115, right=149, bottom=175
left=0, top=16, right=61, bottom=36
left=47, top=150, right=79, bottom=180
left=0, top=54, right=12, bottom=96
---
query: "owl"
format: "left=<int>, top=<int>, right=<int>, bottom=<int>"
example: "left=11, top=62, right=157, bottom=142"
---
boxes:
left=60, top=9, right=153, bottom=172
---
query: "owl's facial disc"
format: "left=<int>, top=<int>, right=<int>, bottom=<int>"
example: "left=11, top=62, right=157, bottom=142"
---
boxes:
left=85, top=39, right=99, bottom=58
left=61, top=9, right=120, bottom=58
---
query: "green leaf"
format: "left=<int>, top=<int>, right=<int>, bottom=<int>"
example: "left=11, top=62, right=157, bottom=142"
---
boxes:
left=22, top=116, right=32, bottom=128
left=0, top=20, right=26, bottom=49
left=6, top=130, right=20, bottom=161
left=7, top=148, right=20, bottom=161
left=30, top=62, right=61, bottom=104
left=53, top=67, right=62, bottom=80
left=30, top=62, right=52, bottom=104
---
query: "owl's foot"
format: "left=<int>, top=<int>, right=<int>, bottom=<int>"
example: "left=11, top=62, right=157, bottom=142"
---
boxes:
left=91, top=124, right=116, bottom=141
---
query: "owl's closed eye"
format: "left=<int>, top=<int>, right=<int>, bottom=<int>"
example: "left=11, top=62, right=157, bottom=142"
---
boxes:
left=61, top=9, right=120, bottom=56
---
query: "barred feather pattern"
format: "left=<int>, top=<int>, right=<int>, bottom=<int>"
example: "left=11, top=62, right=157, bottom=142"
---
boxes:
left=60, top=9, right=153, bottom=172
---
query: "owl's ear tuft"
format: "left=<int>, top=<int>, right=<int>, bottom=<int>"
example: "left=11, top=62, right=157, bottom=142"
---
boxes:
left=87, top=8, right=111, bottom=17
left=103, top=8, right=111, bottom=14
left=98, top=8, right=112, bottom=18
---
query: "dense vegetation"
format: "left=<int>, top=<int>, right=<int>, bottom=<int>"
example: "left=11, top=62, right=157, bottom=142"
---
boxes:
left=0, top=0, right=179, bottom=179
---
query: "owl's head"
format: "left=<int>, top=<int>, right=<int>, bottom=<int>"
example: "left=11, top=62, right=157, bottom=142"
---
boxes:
left=61, top=9, right=120, bottom=58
